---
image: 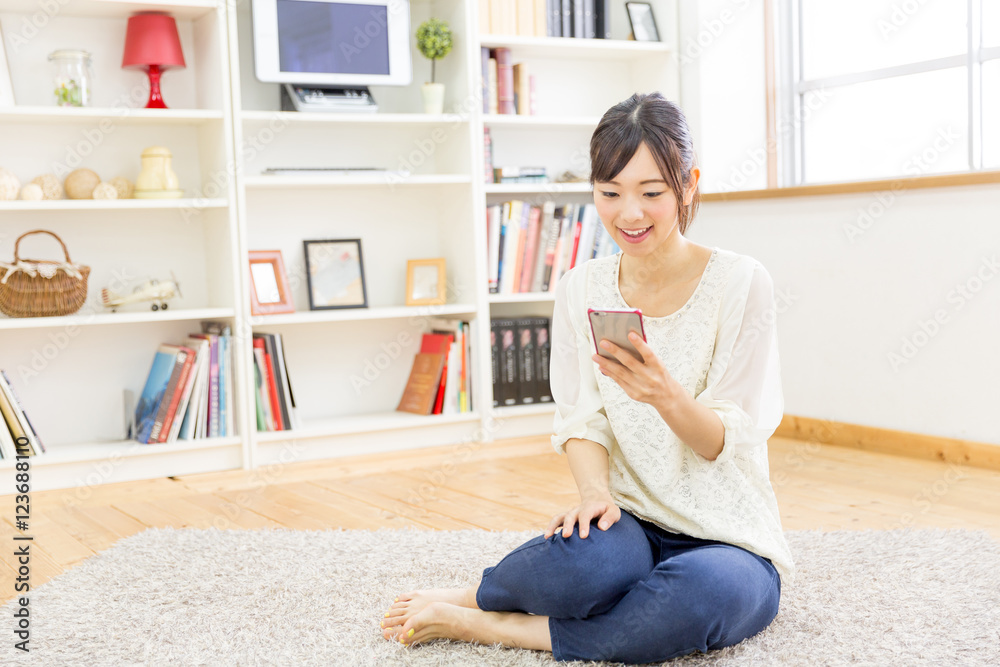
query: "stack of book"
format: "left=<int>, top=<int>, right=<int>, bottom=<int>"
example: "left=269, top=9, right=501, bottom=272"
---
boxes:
left=482, top=47, right=535, bottom=115
left=397, top=318, right=474, bottom=416
left=252, top=332, right=298, bottom=432
left=491, top=317, right=552, bottom=407
left=480, top=0, right=612, bottom=39
left=132, top=321, right=234, bottom=444
left=487, top=200, right=620, bottom=294
left=0, top=370, right=45, bottom=459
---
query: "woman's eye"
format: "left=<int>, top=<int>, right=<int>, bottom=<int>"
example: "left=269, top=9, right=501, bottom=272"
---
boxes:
left=601, top=192, right=619, bottom=198
left=644, top=192, right=662, bottom=198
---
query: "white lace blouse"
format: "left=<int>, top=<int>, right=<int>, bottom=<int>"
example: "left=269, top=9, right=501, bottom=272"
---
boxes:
left=549, top=246, right=796, bottom=584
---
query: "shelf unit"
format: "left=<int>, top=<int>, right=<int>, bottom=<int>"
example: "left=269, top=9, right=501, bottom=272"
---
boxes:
left=0, top=0, right=245, bottom=490
left=0, top=0, right=679, bottom=491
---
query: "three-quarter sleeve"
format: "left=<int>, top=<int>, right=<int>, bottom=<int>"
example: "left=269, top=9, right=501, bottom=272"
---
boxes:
left=694, top=260, right=784, bottom=464
left=549, top=266, right=617, bottom=455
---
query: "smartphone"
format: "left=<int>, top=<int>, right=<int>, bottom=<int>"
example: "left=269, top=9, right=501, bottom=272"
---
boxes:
left=587, top=308, right=646, bottom=363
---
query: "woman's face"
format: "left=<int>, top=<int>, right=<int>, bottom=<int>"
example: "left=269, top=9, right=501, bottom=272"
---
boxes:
left=593, top=142, right=695, bottom=257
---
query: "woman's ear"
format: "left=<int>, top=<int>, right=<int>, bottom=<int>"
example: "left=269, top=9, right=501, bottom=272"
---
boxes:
left=683, top=168, right=701, bottom=205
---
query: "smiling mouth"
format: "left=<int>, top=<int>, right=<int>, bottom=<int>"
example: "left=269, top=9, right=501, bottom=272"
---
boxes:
left=619, top=226, right=652, bottom=237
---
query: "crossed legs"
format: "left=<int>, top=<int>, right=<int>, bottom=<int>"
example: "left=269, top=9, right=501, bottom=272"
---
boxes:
left=380, top=512, right=780, bottom=663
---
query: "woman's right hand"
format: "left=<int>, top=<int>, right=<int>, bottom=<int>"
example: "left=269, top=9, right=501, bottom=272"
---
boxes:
left=544, top=495, right=621, bottom=539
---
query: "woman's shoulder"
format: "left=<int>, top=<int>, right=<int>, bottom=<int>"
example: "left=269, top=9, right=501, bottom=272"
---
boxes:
left=712, top=246, right=774, bottom=289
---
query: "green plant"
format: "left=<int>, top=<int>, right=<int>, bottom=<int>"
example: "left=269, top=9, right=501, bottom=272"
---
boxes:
left=416, top=18, right=453, bottom=84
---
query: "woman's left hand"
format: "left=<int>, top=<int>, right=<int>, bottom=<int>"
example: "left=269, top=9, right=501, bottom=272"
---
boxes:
left=593, top=332, right=680, bottom=411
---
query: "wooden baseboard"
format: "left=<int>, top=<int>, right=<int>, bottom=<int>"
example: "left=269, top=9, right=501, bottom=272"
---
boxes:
left=775, top=415, right=1000, bottom=472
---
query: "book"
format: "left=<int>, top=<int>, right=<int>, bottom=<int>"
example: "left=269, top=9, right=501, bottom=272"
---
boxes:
left=493, top=47, right=516, bottom=114
left=0, top=418, right=16, bottom=459
left=0, top=374, right=35, bottom=456
left=595, top=0, right=611, bottom=38
left=0, top=370, right=44, bottom=453
left=496, top=318, right=519, bottom=406
left=396, top=353, right=447, bottom=415
left=490, top=322, right=501, bottom=407
left=532, top=317, right=553, bottom=403
left=134, top=345, right=181, bottom=444
left=272, top=332, right=298, bottom=430
left=147, top=346, right=194, bottom=444
left=488, top=57, right=498, bottom=114
left=190, top=334, right=220, bottom=437
left=156, top=346, right=198, bottom=443
left=178, top=337, right=210, bottom=441
left=515, top=318, right=537, bottom=403
left=517, top=0, right=534, bottom=35
left=513, top=62, right=531, bottom=115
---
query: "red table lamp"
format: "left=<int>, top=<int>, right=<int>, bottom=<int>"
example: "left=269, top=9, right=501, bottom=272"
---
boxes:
left=122, top=11, right=186, bottom=109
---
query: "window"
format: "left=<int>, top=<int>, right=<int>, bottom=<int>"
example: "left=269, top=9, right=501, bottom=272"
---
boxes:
left=779, top=0, right=999, bottom=186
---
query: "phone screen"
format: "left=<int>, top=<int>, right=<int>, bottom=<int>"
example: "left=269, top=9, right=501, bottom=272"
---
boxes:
left=588, top=308, right=645, bottom=363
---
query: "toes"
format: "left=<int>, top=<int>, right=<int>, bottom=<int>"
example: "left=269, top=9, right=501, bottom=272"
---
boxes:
left=382, top=613, right=406, bottom=628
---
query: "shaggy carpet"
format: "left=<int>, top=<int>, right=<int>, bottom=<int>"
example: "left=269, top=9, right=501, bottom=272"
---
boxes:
left=2, top=526, right=998, bottom=666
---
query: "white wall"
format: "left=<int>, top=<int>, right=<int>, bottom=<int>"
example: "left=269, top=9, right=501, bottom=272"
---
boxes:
left=687, top=184, right=1000, bottom=446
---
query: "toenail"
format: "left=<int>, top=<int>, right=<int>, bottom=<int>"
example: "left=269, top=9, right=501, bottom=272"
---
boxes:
left=380, top=621, right=384, bottom=628
left=384, top=612, right=389, bottom=617
left=408, top=629, right=414, bottom=637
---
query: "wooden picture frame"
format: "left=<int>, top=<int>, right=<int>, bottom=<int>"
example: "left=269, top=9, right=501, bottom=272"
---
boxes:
left=248, top=249, right=295, bottom=315
left=303, top=238, right=369, bottom=310
left=625, top=2, right=660, bottom=42
left=405, top=258, right=447, bottom=306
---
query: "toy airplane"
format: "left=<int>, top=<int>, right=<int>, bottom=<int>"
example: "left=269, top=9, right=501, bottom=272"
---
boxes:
left=101, top=273, right=183, bottom=312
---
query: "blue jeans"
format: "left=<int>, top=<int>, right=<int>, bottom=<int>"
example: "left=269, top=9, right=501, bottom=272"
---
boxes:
left=475, top=510, right=781, bottom=664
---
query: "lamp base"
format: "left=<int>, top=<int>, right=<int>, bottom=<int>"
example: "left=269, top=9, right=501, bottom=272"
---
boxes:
left=145, top=64, right=168, bottom=109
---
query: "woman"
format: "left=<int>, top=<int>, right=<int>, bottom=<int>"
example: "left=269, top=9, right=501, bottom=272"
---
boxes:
left=380, top=92, right=795, bottom=663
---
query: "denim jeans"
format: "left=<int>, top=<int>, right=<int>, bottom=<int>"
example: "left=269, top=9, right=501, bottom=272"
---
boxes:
left=475, top=509, right=781, bottom=664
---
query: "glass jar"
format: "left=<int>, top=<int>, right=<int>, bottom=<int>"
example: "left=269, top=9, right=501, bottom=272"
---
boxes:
left=48, top=49, right=93, bottom=107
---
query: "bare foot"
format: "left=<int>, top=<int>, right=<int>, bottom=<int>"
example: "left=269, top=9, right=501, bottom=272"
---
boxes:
left=381, top=587, right=477, bottom=639
left=395, top=601, right=477, bottom=647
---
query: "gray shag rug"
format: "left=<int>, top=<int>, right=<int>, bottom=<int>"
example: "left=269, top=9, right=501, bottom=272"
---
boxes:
left=3, top=527, right=999, bottom=666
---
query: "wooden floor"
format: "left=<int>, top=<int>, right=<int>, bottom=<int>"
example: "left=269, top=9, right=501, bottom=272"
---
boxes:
left=2, top=434, right=999, bottom=604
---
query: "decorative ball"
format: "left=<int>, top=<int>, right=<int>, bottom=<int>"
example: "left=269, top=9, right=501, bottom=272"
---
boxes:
left=0, top=168, right=20, bottom=201
left=31, top=174, right=64, bottom=200
left=92, top=182, right=118, bottom=200
left=64, top=168, right=101, bottom=199
left=19, top=183, right=44, bottom=200
left=109, top=176, right=134, bottom=199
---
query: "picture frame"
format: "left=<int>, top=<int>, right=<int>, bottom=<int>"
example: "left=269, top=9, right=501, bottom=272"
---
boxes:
left=0, top=19, right=16, bottom=107
left=248, top=249, right=295, bottom=315
left=625, top=2, right=660, bottom=42
left=405, top=258, right=447, bottom=306
left=303, top=238, right=368, bottom=310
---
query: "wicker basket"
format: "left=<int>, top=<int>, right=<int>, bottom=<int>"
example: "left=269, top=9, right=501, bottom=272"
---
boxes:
left=0, top=230, right=90, bottom=318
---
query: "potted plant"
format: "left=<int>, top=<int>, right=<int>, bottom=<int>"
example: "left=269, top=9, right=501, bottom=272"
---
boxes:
left=416, top=18, right=453, bottom=114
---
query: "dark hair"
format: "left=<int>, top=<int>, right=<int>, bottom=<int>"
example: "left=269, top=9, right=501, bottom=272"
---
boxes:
left=589, top=92, right=701, bottom=234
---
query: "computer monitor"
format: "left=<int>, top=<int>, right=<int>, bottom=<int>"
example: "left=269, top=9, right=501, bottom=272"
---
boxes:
left=251, top=0, right=412, bottom=86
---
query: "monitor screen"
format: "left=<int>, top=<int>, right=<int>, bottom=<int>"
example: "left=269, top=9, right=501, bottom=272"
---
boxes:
left=276, top=0, right=389, bottom=76
left=252, top=0, right=411, bottom=86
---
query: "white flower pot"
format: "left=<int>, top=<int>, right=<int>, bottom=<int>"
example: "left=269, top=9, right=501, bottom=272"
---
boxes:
left=421, top=82, right=445, bottom=114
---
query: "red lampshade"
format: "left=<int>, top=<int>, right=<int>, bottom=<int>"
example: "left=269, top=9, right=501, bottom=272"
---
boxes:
left=122, top=12, right=186, bottom=70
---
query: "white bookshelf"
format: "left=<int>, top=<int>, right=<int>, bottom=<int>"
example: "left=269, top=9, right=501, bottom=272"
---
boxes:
left=0, top=0, right=244, bottom=490
left=0, top=0, right=679, bottom=490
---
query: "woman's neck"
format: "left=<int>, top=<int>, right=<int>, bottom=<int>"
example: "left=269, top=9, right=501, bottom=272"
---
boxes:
left=621, top=235, right=694, bottom=291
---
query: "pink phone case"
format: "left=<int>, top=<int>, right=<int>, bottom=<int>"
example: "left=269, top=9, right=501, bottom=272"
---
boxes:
left=587, top=307, right=646, bottom=363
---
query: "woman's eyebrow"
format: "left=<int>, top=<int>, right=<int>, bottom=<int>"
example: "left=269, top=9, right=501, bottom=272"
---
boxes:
left=605, top=179, right=667, bottom=185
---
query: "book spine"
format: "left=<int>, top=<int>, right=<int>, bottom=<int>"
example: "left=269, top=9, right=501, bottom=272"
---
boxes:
left=520, top=204, right=543, bottom=292
left=584, top=0, right=595, bottom=38
left=148, top=350, right=187, bottom=444
left=493, top=48, right=516, bottom=114
left=573, top=0, right=584, bottom=37
left=208, top=337, right=220, bottom=438
left=561, top=0, right=572, bottom=37
left=535, top=317, right=553, bottom=402
left=568, top=207, right=583, bottom=271
left=0, top=375, right=33, bottom=456
left=512, top=201, right=530, bottom=292
left=490, top=320, right=501, bottom=407
left=596, top=0, right=611, bottom=38
left=514, top=318, right=537, bottom=404
left=535, top=0, right=548, bottom=37
left=0, top=370, right=43, bottom=453
left=498, top=319, right=520, bottom=406
left=266, top=334, right=291, bottom=430
left=158, top=348, right=196, bottom=443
